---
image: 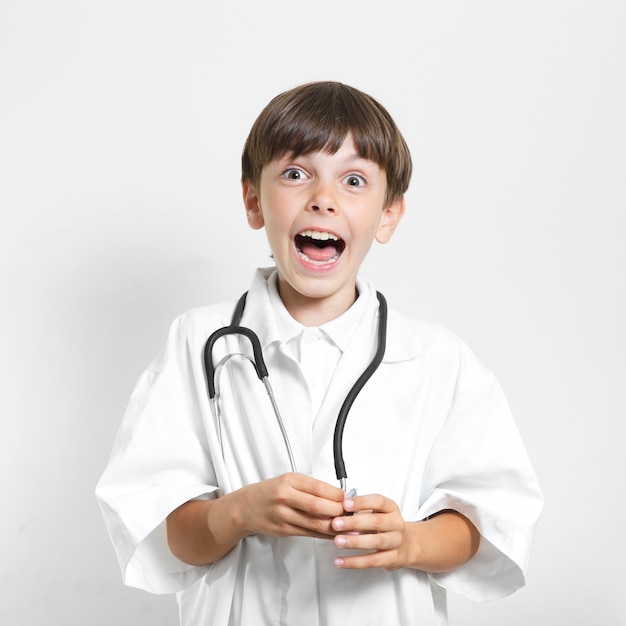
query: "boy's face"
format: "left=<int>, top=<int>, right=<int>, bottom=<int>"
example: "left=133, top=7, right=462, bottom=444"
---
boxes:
left=242, top=136, right=404, bottom=322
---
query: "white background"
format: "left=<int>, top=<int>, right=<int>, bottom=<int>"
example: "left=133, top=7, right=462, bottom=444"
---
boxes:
left=1, top=1, right=624, bottom=624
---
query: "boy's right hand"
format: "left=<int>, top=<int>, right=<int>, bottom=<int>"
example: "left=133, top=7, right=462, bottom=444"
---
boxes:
left=167, top=473, right=345, bottom=566
left=237, top=473, right=346, bottom=539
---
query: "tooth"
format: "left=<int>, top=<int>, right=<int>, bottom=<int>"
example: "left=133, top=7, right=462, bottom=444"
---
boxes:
left=300, top=230, right=338, bottom=241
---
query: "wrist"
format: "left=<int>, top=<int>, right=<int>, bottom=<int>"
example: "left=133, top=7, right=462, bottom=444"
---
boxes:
left=404, top=521, right=425, bottom=569
left=214, top=486, right=255, bottom=540
left=405, top=511, right=480, bottom=573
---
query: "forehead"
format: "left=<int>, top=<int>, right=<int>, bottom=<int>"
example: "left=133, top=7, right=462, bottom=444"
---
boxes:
left=273, top=135, right=382, bottom=169
left=271, top=132, right=386, bottom=169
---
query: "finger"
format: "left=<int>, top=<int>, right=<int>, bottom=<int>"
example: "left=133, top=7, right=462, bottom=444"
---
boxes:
left=267, top=489, right=340, bottom=529
left=334, top=549, right=401, bottom=571
left=268, top=475, right=345, bottom=518
left=289, top=510, right=340, bottom=536
left=289, top=473, right=345, bottom=502
left=268, top=518, right=336, bottom=539
left=294, top=491, right=346, bottom=518
left=333, top=527, right=402, bottom=552
left=344, top=493, right=396, bottom=514
left=255, top=503, right=338, bottom=538
left=332, top=511, right=400, bottom=535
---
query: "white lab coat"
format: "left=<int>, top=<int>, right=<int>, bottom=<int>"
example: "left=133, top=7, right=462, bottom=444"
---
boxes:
left=96, top=268, right=543, bottom=626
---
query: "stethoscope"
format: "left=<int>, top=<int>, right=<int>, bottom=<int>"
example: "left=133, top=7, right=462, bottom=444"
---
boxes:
left=203, top=290, right=387, bottom=494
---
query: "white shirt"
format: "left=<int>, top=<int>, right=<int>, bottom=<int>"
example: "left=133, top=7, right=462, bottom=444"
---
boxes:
left=96, top=268, right=543, bottom=626
left=267, top=271, right=364, bottom=418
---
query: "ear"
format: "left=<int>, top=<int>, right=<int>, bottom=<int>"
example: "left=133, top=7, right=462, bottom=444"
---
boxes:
left=375, top=196, right=405, bottom=244
left=242, top=181, right=265, bottom=230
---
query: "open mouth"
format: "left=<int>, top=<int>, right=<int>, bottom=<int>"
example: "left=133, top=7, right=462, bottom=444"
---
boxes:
left=295, top=230, right=345, bottom=265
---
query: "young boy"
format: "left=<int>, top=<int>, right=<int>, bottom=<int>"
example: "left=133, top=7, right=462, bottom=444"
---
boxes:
left=96, top=81, right=542, bottom=625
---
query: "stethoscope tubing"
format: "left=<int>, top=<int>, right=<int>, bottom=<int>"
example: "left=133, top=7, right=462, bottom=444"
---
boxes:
left=203, top=290, right=387, bottom=491
left=332, top=291, right=387, bottom=487
left=204, top=325, right=268, bottom=398
left=204, top=324, right=298, bottom=474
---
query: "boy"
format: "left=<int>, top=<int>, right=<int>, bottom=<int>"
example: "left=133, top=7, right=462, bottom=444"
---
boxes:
left=96, top=81, right=542, bottom=625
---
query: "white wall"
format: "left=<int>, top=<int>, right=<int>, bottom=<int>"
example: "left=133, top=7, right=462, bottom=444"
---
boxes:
left=1, top=1, right=624, bottom=624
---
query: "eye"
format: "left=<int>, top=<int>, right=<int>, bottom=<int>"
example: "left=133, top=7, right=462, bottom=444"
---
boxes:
left=343, top=174, right=366, bottom=187
left=282, top=168, right=308, bottom=181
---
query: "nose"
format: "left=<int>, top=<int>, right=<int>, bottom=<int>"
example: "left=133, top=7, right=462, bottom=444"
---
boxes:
left=308, top=180, right=336, bottom=213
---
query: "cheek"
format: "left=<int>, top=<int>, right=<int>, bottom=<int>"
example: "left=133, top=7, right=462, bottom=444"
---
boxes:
left=364, top=215, right=385, bottom=241
left=262, top=215, right=294, bottom=253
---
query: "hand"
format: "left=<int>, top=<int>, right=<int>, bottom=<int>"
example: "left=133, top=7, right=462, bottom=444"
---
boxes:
left=167, top=473, right=345, bottom=566
left=238, top=473, right=346, bottom=539
left=331, top=497, right=481, bottom=573
left=331, top=493, right=411, bottom=571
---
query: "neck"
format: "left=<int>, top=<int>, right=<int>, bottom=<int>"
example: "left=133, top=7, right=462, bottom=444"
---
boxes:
left=277, top=281, right=358, bottom=326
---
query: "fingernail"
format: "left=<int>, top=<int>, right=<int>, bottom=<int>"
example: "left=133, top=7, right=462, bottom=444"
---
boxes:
left=344, top=499, right=354, bottom=510
left=334, top=558, right=344, bottom=568
left=335, top=535, right=346, bottom=547
left=334, top=517, right=344, bottom=530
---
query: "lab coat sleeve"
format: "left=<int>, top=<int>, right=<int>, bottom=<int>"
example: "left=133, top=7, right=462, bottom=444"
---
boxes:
left=417, top=334, right=543, bottom=601
left=96, top=313, right=219, bottom=594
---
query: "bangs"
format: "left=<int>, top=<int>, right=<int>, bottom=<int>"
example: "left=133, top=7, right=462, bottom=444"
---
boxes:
left=261, top=84, right=392, bottom=164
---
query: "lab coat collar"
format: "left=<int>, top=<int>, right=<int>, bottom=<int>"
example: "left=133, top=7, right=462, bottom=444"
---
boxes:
left=238, top=268, right=282, bottom=347
left=239, top=267, right=423, bottom=363
left=266, top=270, right=370, bottom=354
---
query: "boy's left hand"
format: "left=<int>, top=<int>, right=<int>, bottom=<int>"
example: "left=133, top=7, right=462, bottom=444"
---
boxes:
left=331, top=494, right=481, bottom=573
left=331, top=494, right=411, bottom=571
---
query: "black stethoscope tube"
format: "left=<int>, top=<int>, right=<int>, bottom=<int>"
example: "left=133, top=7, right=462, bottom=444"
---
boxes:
left=332, top=291, right=387, bottom=484
left=204, top=324, right=268, bottom=400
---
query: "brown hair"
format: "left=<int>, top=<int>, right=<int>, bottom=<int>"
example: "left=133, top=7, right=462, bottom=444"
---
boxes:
left=241, top=81, right=412, bottom=207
